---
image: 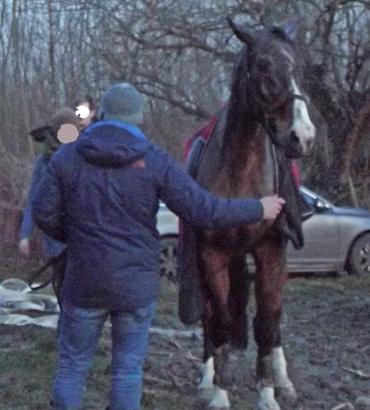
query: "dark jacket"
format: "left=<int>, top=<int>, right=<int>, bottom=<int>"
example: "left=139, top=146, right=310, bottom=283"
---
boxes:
left=32, top=120, right=263, bottom=311
left=19, top=154, right=65, bottom=257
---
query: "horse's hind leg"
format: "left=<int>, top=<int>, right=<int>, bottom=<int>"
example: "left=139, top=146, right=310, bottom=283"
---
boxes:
left=253, top=240, right=296, bottom=410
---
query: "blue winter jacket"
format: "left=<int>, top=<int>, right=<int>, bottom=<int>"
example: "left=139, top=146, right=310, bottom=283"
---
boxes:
left=19, top=154, right=65, bottom=257
left=32, top=120, right=263, bottom=311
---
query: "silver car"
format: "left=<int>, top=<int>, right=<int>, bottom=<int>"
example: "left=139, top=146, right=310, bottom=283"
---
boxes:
left=157, top=187, right=370, bottom=279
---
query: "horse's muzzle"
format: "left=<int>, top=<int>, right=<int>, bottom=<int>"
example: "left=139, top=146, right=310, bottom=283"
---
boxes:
left=288, top=131, right=315, bottom=158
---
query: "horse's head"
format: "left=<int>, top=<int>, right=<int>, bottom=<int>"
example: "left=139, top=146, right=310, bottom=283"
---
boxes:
left=228, top=18, right=316, bottom=158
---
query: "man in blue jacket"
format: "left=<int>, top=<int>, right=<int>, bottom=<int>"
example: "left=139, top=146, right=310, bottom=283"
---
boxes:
left=32, top=83, right=285, bottom=410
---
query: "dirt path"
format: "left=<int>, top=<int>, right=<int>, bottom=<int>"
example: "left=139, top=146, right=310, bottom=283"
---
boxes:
left=1, top=275, right=370, bottom=410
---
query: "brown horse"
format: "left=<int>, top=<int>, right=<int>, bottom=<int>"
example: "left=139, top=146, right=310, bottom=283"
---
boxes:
left=182, top=20, right=316, bottom=410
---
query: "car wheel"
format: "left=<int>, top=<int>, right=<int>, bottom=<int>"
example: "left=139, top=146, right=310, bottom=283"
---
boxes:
left=347, top=233, right=370, bottom=275
left=159, top=236, right=178, bottom=282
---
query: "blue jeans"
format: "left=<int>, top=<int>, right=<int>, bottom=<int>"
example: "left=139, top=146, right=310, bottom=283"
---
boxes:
left=52, top=300, right=156, bottom=410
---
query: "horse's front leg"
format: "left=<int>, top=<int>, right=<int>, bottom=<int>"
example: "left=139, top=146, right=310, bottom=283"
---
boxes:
left=252, top=239, right=296, bottom=410
left=272, top=330, right=297, bottom=400
left=199, top=246, right=232, bottom=409
left=199, top=300, right=215, bottom=390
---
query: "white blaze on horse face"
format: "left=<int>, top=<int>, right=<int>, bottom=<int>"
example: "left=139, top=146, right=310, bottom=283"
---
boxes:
left=290, top=79, right=316, bottom=155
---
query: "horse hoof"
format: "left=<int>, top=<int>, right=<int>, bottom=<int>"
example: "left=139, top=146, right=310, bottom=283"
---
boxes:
left=208, top=403, right=230, bottom=410
left=258, top=400, right=281, bottom=410
left=275, top=384, right=298, bottom=401
left=198, top=386, right=213, bottom=403
left=207, top=386, right=230, bottom=409
left=258, top=387, right=281, bottom=410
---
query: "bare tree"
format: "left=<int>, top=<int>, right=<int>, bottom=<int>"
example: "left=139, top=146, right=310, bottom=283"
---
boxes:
left=1, top=0, right=370, bottom=214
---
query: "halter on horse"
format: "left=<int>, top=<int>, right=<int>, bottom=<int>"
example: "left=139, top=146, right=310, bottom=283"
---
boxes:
left=179, top=19, right=316, bottom=410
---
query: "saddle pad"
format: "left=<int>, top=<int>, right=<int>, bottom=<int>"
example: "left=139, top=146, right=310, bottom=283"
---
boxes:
left=178, top=118, right=219, bottom=325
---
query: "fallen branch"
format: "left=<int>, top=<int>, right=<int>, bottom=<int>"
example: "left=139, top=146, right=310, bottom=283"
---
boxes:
left=144, top=375, right=173, bottom=387
left=167, top=339, right=184, bottom=350
left=143, top=388, right=173, bottom=396
left=185, top=351, right=202, bottom=362
left=150, top=349, right=174, bottom=358
left=330, top=403, right=354, bottom=410
left=343, top=367, right=370, bottom=379
left=166, top=373, right=180, bottom=388
left=150, top=326, right=202, bottom=340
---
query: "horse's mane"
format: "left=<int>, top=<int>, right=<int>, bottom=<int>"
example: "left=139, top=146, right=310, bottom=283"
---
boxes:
left=221, top=47, right=251, bottom=152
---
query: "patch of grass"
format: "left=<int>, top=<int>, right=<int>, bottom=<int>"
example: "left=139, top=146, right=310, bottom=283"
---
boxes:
left=0, top=327, right=55, bottom=409
left=286, top=274, right=370, bottom=298
left=0, top=279, right=200, bottom=410
left=3, top=260, right=370, bottom=410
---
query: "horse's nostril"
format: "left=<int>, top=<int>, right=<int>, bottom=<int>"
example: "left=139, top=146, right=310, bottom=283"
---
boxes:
left=290, top=131, right=299, bottom=144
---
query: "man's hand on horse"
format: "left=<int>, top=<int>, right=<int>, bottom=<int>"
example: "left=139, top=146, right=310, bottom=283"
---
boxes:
left=260, top=195, right=286, bottom=220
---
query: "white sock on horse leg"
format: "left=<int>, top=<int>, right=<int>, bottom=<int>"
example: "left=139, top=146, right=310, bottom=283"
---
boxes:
left=198, top=357, right=215, bottom=389
left=272, top=347, right=293, bottom=388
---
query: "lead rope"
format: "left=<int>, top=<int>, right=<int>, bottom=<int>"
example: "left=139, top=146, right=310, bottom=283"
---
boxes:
left=269, top=139, right=279, bottom=195
left=28, top=248, right=67, bottom=293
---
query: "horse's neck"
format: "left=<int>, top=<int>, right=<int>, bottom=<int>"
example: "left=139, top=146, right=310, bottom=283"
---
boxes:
left=222, top=113, right=276, bottom=196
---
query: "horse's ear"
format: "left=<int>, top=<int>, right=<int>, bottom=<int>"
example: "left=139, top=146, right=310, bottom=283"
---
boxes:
left=227, top=17, right=254, bottom=47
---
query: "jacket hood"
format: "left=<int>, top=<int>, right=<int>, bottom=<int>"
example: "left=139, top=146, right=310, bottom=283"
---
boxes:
left=76, top=120, right=151, bottom=167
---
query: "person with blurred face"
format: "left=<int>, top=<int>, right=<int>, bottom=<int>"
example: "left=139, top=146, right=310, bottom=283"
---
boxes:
left=33, top=83, right=285, bottom=410
left=74, top=95, right=97, bottom=131
left=18, top=108, right=80, bottom=259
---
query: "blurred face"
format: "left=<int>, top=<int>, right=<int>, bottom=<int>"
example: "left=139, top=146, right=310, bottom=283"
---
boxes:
left=75, top=102, right=96, bottom=130
left=57, top=123, right=79, bottom=144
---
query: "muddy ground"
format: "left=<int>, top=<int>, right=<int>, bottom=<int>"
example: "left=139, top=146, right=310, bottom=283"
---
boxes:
left=1, top=259, right=370, bottom=410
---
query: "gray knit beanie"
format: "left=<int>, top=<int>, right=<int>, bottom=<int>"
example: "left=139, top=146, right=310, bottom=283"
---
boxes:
left=100, top=83, right=144, bottom=125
